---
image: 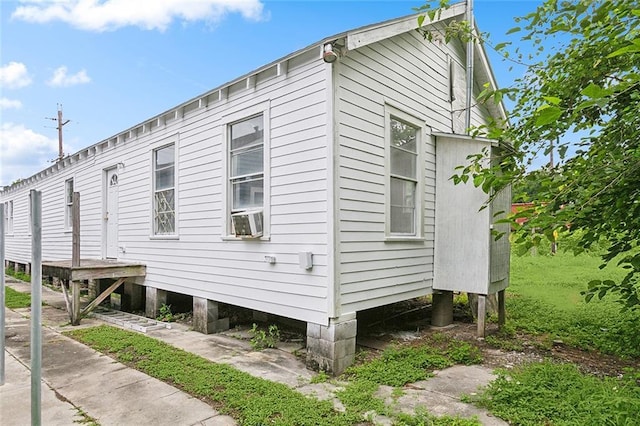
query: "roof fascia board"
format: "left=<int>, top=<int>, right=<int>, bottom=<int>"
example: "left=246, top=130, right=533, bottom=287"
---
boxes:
left=346, top=2, right=466, bottom=51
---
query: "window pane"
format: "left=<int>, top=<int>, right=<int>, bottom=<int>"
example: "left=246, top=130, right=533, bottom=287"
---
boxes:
left=154, top=189, right=175, bottom=234
left=231, top=146, right=263, bottom=177
left=66, top=180, right=74, bottom=204
left=231, top=115, right=263, bottom=151
left=155, top=166, right=175, bottom=190
left=232, top=178, right=263, bottom=210
left=390, top=206, right=415, bottom=234
left=390, top=177, right=416, bottom=207
left=156, top=145, right=174, bottom=168
left=391, top=148, right=417, bottom=179
left=391, top=118, right=417, bottom=152
left=390, top=177, right=416, bottom=234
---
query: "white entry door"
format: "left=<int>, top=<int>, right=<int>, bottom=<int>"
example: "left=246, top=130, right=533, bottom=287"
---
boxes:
left=105, top=168, right=119, bottom=258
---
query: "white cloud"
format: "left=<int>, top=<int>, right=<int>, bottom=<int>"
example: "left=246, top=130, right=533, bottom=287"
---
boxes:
left=0, top=98, right=23, bottom=110
left=0, top=62, right=32, bottom=89
left=0, top=123, right=58, bottom=186
left=12, top=0, right=266, bottom=32
left=47, top=66, right=91, bottom=87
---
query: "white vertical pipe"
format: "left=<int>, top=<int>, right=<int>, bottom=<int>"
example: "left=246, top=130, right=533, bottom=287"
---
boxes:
left=30, top=190, right=42, bottom=426
left=0, top=203, right=5, bottom=386
left=465, top=0, right=474, bottom=132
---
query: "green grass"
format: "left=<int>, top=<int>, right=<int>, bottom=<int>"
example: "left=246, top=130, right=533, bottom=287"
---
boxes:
left=506, top=252, right=640, bottom=357
left=5, top=267, right=31, bottom=282
left=5, top=286, right=31, bottom=308
left=475, top=252, right=640, bottom=425
left=473, top=360, right=640, bottom=426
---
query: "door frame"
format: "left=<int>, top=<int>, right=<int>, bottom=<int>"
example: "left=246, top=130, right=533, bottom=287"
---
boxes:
left=102, top=166, right=119, bottom=259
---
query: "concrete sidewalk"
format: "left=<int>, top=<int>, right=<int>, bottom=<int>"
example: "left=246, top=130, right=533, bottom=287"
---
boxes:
left=2, top=278, right=235, bottom=426
left=2, top=277, right=506, bottom=425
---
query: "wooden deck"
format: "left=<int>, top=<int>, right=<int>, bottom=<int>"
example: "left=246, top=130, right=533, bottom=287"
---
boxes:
left=42, top=259, right=146, bottom=325
left=42, top=259, right=146, bottom=281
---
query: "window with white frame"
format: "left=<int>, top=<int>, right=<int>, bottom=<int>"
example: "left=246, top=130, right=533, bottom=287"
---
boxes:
left=65, top=179, right=73, bottom=230
left=229, top=114, right=264, bottom=215
left=153, top=143, right=176, bottom=235
left=389, top=116, right=420, bottom=235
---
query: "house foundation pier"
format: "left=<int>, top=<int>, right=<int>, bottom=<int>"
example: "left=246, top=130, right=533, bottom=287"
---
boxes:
left=145, top=287, right=167, bottom=318
left=431, top=290, right=453, bottom=327
left=306, top=314, right=357, bottom=376
left=193, top=297, right=230, bottom=334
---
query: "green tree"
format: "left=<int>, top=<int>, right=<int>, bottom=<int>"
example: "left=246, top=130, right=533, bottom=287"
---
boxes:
left=420, top=1, right=640, bottom=310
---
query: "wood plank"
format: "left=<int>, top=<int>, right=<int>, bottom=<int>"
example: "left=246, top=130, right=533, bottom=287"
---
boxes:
left=80, top=278, right=126, bottom=318
left=71, top=265, right=146, bottom=281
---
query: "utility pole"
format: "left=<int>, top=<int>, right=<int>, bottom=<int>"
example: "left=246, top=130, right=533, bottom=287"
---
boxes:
left=47, top=104, right=70, bottom=162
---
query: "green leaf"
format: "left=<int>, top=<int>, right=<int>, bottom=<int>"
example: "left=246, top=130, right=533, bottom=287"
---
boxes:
left=580, top=83, right=606, bottom=99
left=542, top=96, right=561, bottom=105
left=506, top=26, right=521, bottom=35
left=535, top=106, right=562, bottom=126
left=494, top=42, right=509, bottom=51
left=606, top=43, right=640, bottom=58
left=417, top=15, right=425, bottom=27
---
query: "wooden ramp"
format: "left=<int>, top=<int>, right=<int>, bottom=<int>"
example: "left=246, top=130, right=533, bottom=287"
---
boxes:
left=42, top=258, right=146, bottom=325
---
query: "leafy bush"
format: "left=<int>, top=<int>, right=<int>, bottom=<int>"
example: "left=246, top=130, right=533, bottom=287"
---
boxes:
left=156, top=303, right=174, bottom=322
left=249, top=323, right=280, bottom=350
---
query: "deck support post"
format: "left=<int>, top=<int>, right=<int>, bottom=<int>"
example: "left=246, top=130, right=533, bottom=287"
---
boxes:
left=498, top=289, right=506, bottom=328
left=145, top=287, right=167, bottom=318
left=431, top=290, right=454, bottom=327
left=306, top=314, right=357, bottom=376
left=193, top=297, right=229, bottom=334
left=71, top=281, right=81, bottom=325
left=477, top=294, right=487, bottom=338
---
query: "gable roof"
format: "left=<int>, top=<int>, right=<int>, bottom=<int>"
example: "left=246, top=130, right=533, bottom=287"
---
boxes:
left=2, top=2, right=505, bottom=193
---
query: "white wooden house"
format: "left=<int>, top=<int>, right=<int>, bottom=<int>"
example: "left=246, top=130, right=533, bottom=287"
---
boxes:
left=1, top=3, right=509, bottom=374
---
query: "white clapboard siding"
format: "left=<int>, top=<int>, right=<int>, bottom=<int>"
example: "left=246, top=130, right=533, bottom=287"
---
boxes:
left=335, top=29, right=451, bottom=315
left=1, top=52, right=331, bottom=325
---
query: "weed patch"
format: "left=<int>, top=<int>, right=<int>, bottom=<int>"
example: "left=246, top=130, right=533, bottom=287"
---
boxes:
left=249, top=323, right=280, bottom=350
left=5, top=286, right=31, bottom=308
left=473, top=360, right=640, bottom=425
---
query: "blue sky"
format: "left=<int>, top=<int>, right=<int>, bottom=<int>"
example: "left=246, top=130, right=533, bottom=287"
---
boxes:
left=0, top=0, right=541, bottom=186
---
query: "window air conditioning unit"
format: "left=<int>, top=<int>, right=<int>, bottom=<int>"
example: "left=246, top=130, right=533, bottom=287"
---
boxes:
left=231, top=210, right=263, bottom=238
